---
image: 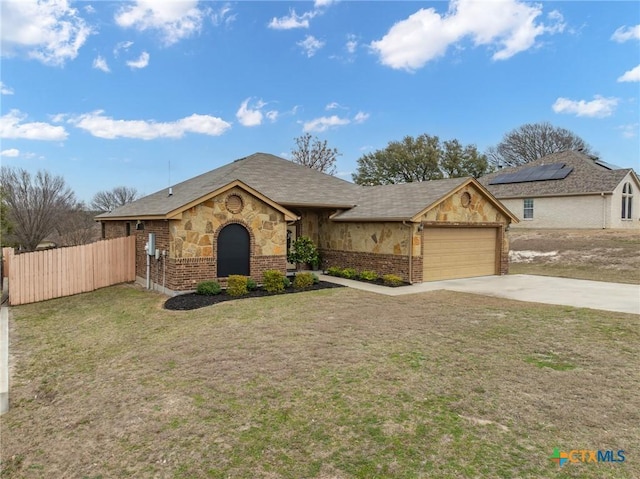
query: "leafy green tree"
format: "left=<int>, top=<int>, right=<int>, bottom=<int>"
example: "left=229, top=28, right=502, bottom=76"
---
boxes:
left=352, top=133, right=489, bottom=185
left=486, top=122, right=594, bottom=167
left=291, top=133, right=340, bottom=175
left=441, top=140, right=491, bottom=178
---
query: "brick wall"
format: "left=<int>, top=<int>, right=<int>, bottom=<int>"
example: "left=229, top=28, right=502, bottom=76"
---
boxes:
left=321, top=249, right=414, bottom=283
left=102, top=220, right=287, bottom=292
left=159, top=254, right=286, bottom=291
left=103, top=221, right=129, bottom=239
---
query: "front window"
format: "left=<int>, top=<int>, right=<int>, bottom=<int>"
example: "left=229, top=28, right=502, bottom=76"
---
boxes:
left=622, top=182, right=633, bottom=220
left=523, top=198, right=534, bottom=220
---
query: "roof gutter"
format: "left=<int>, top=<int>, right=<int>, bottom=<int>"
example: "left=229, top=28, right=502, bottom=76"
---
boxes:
left=495, top=191, right=615, bottom=200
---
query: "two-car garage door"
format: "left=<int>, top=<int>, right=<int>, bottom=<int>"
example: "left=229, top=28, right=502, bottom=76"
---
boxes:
left=423, top=227, right=498, bottom=281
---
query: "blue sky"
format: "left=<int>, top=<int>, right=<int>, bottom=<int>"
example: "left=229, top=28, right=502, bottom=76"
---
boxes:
left=1, top=0, right=639, bottom=203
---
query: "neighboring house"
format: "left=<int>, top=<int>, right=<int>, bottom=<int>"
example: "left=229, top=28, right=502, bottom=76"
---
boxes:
left=479, top=150, right=640, bottom=229
left=98, top=153, right=518, bottom=293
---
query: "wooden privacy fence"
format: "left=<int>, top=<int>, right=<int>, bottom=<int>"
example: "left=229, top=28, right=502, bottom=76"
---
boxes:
left=4, top=236, right=136, bottom=306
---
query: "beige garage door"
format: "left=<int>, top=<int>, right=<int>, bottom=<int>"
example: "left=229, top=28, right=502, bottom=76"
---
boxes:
left=423, top=227, right=497, bottom=281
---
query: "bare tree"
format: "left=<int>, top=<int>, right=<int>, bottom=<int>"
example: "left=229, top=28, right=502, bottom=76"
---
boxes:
left=90, top=186, right=139, bottom=212
left=487, top=122, right=594, bottom=167
left=291, top=133, right=340, bottom=175
left=55, top=204, right=100, bottom=246
left=1, top=186, right=14, bottom=247
left=0, top=167, right=77, bottom=251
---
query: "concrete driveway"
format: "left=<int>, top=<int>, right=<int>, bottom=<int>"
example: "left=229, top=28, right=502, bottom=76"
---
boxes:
left=319, top=274, right=640, bottom=315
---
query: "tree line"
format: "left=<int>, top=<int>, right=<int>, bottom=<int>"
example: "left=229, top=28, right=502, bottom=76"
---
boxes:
left=294, top=122, right=593, bottom=183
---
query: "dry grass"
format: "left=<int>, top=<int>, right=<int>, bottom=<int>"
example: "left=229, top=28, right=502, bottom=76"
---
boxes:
left=509, top=229, right=640, bottom=284
left=1, top=283, right=639, bottom=478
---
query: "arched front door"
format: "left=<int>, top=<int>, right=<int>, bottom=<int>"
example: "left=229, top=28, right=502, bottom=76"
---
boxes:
left=217, top=223, right=250, bottom=277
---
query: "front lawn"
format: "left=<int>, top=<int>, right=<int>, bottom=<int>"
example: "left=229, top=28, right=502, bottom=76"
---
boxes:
left=2, top=284, right=638, bottom=478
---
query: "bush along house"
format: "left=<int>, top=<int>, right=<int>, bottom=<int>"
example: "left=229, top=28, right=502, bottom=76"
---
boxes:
left=97, top=153, right=518, bottom=293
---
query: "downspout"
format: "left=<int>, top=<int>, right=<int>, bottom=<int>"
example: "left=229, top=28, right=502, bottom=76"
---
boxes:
left=402, top=221, right=414, bottom=284
left=601, top=192, right=606, bottom=229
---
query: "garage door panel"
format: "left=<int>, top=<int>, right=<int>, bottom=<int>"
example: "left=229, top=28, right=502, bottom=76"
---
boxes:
left=423, top=227, right=497, bottom=281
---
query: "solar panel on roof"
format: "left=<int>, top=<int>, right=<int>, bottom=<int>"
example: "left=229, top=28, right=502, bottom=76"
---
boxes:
left=594, top=159, right=621, bottom=170
left=489, top=163, right=573, bottom=185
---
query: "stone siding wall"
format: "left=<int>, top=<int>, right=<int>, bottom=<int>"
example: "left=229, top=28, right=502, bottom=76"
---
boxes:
left=171, top=186, right=287, bottom=258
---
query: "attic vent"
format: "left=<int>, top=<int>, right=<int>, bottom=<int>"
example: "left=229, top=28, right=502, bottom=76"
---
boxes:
left=460, top=192, right=471, bottom=208
left=226, top=194, right=244, bottom=214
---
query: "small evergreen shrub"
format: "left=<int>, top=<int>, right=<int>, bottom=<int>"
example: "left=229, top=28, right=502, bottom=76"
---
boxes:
left=326, top=266, right=342, bottom=277
left=382, top=274, right=403, bottom=287
left=287, top=236, right=320, bottom=267
left=283, top=277, right=291, bottom=288
left=227, top=275, right=249, bottom=296
left=359, top=270, right=379, bottom=281
left=340, top=268, right=359, bottom=279
left=246, top=278, right=258, bottom=291
left=293, top=272, right=314, bottom=289
left=196, top=280, right=222, bottom=295
left=263, top=269, right=286, bottom=293
left=311, top=273, right=320, bottom=284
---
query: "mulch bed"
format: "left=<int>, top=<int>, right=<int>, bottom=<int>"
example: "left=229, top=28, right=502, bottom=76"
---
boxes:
left=164, top=281, right=344, bottom=310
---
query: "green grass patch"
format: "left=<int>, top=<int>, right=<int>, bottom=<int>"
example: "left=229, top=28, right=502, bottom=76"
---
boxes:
left=2, top=284, right=639, bottom=478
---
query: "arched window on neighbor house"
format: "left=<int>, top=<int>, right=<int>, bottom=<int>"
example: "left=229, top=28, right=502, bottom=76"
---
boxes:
left=622, top=182, right=633, bottom=220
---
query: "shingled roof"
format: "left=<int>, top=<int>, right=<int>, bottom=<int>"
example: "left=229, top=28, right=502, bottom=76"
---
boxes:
left=98, top=152, right=515, bottom=222
left=333, top=178, right=469, bottom=221
left=97, top=153, right=360, bottom=219
left=479, top=150, right=635, bottom=198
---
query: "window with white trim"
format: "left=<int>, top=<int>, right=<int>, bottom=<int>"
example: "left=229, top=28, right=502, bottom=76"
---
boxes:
left=523, top=198, right=534, bottom=220
left=621, top=182, right=633, bottom=220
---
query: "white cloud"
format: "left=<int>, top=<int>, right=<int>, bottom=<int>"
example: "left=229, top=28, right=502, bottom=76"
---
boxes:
left=314, top=0, right=336, bottom=7
left=353, top=111, right=370, bottom=123
left=346, top=34, right=358, bottom=54
left=303, top=110, right=369, bottom=132
left=0, top=110, right=68, bottom=140
left=617, top=123, right=639, bottom=139
left=211, top=3, right=235, bottom=27
left=0, top=0, right=92, bottom=66
left=371, top=0, right=565, bottom=71
left=303, top=115, right=350, bottom=133
left=114, top=41, right=134, bottom=57
left=325, top=102, right=344, bottom=110
left=266, top=110, right=279, bottom=122
left=1, top=148, right=20, bottom=158
left=298, top=35, right=324, bottom=57
left=268, top=9, right=315, bottom=30
left=127, top=51, right=150, bottom=69
left=552, top=95, right=619, bottom=118
left=611, top=25, right=640, bottom=43
left=618, top=64, right=640, bottom=83
left=236, top=98, right=267, bottom=127
left=93, top=55, right=110, bottom=73
left=115, top=0, right=205, bottom=46
left=70, top=110, right=231, bottom=139
left=1, top=82, right=14, bottom=95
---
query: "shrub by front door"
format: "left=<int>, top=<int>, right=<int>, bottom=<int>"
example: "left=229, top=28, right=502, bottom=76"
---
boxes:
left=217, top=224, right=250, bottom=277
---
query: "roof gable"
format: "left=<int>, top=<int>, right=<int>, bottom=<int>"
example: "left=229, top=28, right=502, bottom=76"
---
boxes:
left=480, top=150, right=636, bottom=198
left=332, top=177, right=518, bottom=223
